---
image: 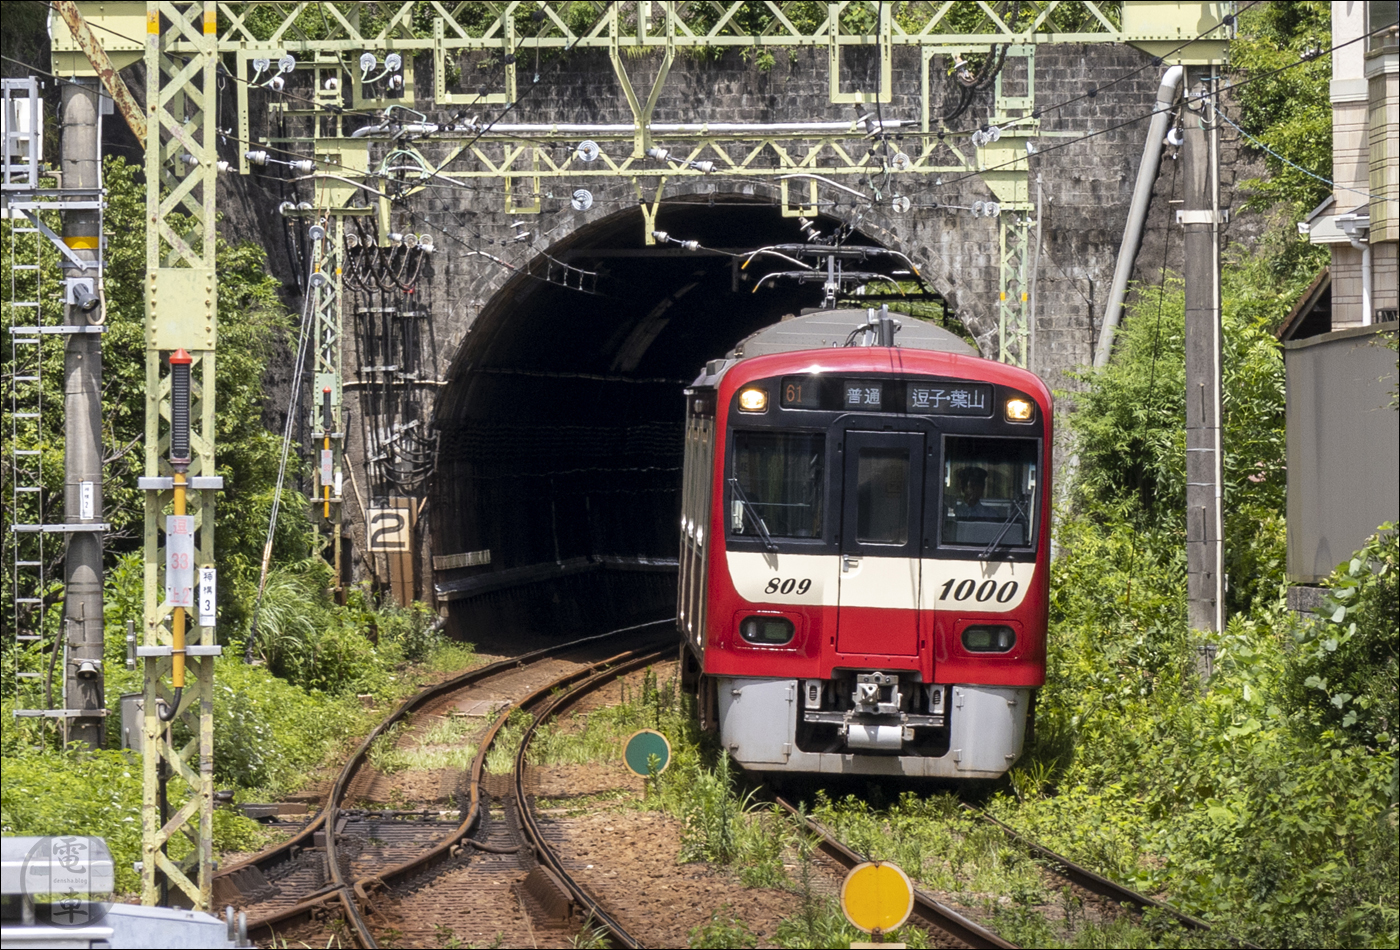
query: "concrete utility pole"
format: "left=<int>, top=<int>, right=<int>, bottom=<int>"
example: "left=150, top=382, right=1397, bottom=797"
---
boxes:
left=61, top=79, right=105, bottom=748
left=1180, top=70, right=1225, bottom=672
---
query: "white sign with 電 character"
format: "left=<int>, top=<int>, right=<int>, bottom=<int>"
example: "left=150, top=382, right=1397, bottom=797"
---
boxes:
left=165, top=516, right=194, bottom=606
left=199, top=567, right=217, bottom=627
left=367, top=508, right=410, bottom=552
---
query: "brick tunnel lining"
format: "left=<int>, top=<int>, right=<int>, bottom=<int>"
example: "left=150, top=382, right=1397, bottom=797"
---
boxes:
left=431, top=197, right=892, bottom=638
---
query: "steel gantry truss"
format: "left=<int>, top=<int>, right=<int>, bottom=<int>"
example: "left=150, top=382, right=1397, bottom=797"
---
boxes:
left=48, top=0, right=1234, bottom=365
left=42, top=0, right=1232, bottom=911
left=137, top=1, right=223, bottom=911
left=308, top=222, right=347, bottom=592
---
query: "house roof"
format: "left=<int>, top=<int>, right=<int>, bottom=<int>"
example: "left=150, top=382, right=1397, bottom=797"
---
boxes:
left=1277, top=266, right=1331, bottom=341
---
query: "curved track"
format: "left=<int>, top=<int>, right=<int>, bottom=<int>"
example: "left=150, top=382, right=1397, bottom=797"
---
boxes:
left=213, top=620, right=672, bottom=948
left=773, top=796, right=1016, bottom=949
left=962, top=806, right=1260, bottom=949
left=772, top=795, right=1258, bottom=949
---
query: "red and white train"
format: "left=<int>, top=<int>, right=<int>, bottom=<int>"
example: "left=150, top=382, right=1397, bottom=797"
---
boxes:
left=678, top=309, right=1052, bottom=778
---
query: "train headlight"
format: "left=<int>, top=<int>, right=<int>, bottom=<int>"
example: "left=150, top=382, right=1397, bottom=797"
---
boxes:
left=961, top=625, right=1016, bottom=653
left=738, top=387, right=768, bottom=412
left=740, top=616, right=794, bottom=645
left=1005, top=397, right=1034, bottom=422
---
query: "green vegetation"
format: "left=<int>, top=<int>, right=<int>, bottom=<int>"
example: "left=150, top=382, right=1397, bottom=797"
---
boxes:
left=1, top=158, right=481, bottom=889
left=688, top=906, right=759, bottom=950
left=368, top=714, right=477, bottom=775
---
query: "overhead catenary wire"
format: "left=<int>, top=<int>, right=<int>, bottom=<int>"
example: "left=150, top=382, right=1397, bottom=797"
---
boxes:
left=246, top=254, right=319, bottom=664
left=19, top=5, right=1386, bottom=289
left=1214, top=105, right=1384, bottom=201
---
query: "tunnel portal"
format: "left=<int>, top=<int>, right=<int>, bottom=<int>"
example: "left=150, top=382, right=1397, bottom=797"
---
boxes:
left=430, top=196, right=916, bottom=638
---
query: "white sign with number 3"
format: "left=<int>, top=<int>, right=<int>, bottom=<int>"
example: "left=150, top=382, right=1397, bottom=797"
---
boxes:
left=199, top=567, right=217, bottom=627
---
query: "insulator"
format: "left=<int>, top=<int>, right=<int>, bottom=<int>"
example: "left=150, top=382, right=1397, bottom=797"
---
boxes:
left=690, top=160, right=715, bottom=174
left=291, top=160, right=315, bottom=173
left=169, top=350, right=192, bottom=466
left=244, top=150, right=269, bottom=165
left=646, top=146, right=671, bottom=162
left=268, top=75, right=285, bottom=93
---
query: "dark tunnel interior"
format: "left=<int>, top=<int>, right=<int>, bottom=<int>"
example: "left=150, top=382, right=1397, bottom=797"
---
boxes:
left=431, top=196, right=884, bottom=639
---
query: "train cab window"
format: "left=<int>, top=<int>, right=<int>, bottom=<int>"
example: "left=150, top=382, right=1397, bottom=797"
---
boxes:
left=855, top=448, right=910, bottom=544
left=731, top=432, right=825, bottom=538
left=941, top=437, right=1037, bottom=549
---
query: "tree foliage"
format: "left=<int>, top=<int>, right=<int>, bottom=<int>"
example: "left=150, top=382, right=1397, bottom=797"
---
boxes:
left=1227, top=1, right=1334, bottom=216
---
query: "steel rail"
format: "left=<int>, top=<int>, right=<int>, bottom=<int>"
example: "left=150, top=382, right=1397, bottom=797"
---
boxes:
left=773, top=796, right=1017, bottom=950
left=236, top=619, right=673, bottom=945
left=962, top=806, right=1261, bottom=949
left=515, top=649, right=673, bottom=950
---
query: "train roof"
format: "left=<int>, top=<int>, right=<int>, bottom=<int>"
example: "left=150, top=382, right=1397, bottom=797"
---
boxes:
left=690, top=308, right=983, bottom=389
left=728, top=308, right=978, bottom=359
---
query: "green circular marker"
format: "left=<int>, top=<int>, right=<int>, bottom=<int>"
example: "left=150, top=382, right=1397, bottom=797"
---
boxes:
left=622, top=729, right=671, bottom=776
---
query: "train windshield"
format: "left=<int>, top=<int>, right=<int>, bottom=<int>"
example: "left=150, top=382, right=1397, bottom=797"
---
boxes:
left=941, top=436, right=1038, bottom=549
left=731, top=431, right=825, bottom=538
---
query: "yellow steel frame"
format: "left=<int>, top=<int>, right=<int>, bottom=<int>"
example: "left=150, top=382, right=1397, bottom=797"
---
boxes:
left=140, top=0, right=220, bottom=911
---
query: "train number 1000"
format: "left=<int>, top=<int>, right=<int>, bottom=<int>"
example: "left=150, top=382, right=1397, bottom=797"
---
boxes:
left=765, top=577, right=812, bottom=595
left=938, top=578, right=1019, bottom=603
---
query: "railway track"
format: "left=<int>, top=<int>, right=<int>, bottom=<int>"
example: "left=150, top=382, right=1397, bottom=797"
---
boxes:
left=772, top=795, right=1258, bottom=949
left=961, top=806, right=1260, bottom=949
left=211, top=620, right=673, bottom=948
left=773, top=796, right=1015, bottom=949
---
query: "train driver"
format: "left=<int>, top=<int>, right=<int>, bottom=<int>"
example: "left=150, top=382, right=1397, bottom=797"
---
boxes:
left=953, top=466, right=997, bottom=520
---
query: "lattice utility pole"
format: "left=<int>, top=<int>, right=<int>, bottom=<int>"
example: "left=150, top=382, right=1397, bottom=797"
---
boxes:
left=308, top=222, right=347, bottom=598
left=133, top=0, right=223, bottom=911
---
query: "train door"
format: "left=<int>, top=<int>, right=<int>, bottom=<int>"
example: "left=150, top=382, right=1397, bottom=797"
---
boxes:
left=836, top=431, right=924, bottom=656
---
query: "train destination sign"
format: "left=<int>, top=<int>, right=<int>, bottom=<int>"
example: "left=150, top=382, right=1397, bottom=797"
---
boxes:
left=905, top=382, right=991, bottom=415
left=778, top=376, right=996, bottom=416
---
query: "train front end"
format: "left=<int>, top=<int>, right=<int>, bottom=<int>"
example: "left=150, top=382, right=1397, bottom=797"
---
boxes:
left=678, top=345, right=1052, bottom=778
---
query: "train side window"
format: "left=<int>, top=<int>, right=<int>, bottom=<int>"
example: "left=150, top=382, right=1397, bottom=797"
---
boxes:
left=941, top=437, right=1038, bottom=549
left=731, top=432, right=825, bottom=539
left=855, top=448, right=910, bottom=544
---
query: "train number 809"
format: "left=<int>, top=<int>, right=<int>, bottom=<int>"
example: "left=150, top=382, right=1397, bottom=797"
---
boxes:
left=765, top=577, right=812, bottom=595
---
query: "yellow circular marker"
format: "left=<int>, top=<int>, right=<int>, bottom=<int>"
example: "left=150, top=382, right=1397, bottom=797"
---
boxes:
left=841, top=861, right=914, bottom=935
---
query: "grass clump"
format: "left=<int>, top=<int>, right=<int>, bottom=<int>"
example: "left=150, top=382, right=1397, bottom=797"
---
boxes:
left=689, top=905, right=759, bottom=949
left=368, top=715, right=477, bottom=774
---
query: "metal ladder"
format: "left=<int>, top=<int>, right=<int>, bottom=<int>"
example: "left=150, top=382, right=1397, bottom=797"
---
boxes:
left=6, top=213, right=54, bottom=716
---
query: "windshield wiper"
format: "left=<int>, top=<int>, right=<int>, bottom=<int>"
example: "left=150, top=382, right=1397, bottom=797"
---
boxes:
left=729, top=477, right=779, bottom=552
left=979, top=498, right=1030, bottom=560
